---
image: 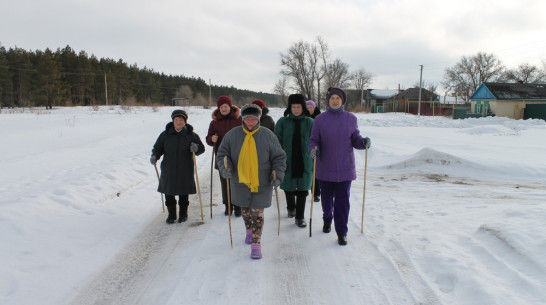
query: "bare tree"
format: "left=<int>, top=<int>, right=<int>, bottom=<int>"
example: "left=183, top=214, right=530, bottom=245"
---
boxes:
left=442, top=52, right=505, bottom=99
left=503, top=63, right=546, bottom=83
left=352, top=67, right=374, bottom=106
left=324, top=58, right=351, bottom=90
left=280, top=40, right=315, bottom=100
left=313, top=36, right=329, bottom=108
left=273, top=76, right=289, bottom=106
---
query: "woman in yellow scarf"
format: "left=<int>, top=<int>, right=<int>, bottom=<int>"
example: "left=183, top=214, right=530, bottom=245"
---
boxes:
left=216, top=104, right=286, bottom=259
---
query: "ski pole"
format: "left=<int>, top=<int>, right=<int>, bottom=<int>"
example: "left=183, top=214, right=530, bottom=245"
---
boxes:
left=309, top=146, right=317, bottom=237
left=153, top=163, right=165, bottom=213
left=224, top=156, right=233, bottom=248
left=193, top=152, right=204, bottom=221
left=210, top=149, right=215, bottom=219
left=361, top=147, right=368, bottom=234
left=272, top=170, right=280, bottom=236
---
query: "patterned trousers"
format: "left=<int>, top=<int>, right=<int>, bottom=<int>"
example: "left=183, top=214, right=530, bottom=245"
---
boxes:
left=241, top=208, right=264, bottom=244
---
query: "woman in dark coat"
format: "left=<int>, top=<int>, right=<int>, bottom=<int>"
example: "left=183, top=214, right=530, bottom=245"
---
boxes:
left=206, top=96, right=242, bottom=216
left=251, top=99, right=275, bottom=131
left=274, top=94, right=314, bottom=227
left=151, top=109, right=205, bottom=224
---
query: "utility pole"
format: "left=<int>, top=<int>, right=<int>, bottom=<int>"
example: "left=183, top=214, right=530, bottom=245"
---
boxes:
left=104, top=72, right=108, bottom=106
left=418, top=65, right=423, bottom=116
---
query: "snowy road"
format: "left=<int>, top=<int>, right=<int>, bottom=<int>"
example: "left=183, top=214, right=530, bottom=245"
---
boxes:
left=2, top=106, right=545, bottom=305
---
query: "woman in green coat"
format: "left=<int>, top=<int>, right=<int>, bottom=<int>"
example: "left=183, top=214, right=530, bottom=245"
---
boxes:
left=274, top=94, right=314, bottom=227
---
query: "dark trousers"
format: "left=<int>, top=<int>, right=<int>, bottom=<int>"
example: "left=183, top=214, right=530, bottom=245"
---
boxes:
left=319, top=181, right=351, bottom=236
left=219, top=173, right=228, bottom=206
left=284, top=190, right=308, bottom=219
left=219, top=172, right=238, bottom=211
left=165, top=194, right=189, bottom=220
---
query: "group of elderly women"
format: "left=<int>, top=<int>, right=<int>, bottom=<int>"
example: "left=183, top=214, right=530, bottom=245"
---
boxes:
left=150, top=87, right=371, bottom=259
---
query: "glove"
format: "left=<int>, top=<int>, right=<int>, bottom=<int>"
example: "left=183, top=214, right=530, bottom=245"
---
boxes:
left=310, top=148, right=320, bottom=159
left=190, top=142, right=199, bottom=153
left=150, top=155, right=157, bottom=165
left=220, top=167, right=232, bottom=179
left=271, top=179, right=282, bottom=188
left=363, top=137, right=371, bottom=149
left=271, top=177, right=281, bottom=188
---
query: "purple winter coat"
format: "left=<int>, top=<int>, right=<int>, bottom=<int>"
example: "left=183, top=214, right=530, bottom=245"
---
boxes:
left=308, top=108, right=366, bottom=182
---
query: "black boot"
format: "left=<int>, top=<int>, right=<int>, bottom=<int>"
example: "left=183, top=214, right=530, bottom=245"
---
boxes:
left=165, top=195, right=177, bottom=224
left=178, top=202, right=188, bottom=223
left=234, top=205, right=241, bottom=217
left=323, top=223, right=331, bottom=233
left=224, top=204, right=233, bottom=216
left=166, top=205, right=177, bottom=224
left=338, top=235, right=347, bottom=246
left=295, top=218, right=307, bottom=227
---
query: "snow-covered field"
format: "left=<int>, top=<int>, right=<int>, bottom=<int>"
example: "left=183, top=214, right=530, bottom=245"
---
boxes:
left=1, top=106, right=545, bottom=305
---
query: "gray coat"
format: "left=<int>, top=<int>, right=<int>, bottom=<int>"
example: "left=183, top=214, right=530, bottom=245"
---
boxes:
left=216, top=125, right=286, bottom=209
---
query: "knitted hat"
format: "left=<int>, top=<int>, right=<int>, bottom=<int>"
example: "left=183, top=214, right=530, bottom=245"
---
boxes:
left=171, top=109, right=188, bottom=121
left=216, top=96, right=232, bottom=108
left=305, top=100, right=316, bottom=108
left=251, top=99, right=266, bottom=109
left=241, top=104, right=262, bottom=120
left=326, top=87, right=346, bottom=104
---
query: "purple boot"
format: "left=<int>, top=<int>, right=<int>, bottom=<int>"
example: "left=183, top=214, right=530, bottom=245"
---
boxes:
left=245, top=229, right=252, bottom=244
left=250, top=243, right=262, bottom=259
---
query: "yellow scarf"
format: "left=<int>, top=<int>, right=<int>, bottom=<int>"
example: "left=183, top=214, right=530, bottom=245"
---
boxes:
left=238, top=127, right=260, bottom=192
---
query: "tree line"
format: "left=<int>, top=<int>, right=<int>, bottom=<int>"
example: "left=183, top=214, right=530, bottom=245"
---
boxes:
left=0, top=45, right=276, bottom=109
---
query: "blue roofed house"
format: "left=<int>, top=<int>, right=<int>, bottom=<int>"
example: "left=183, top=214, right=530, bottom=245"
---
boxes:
left=470, top=82, right=546, bottom=120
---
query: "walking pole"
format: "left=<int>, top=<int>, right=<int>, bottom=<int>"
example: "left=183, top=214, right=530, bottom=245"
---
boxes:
left=272, top=170, right=280, bottom=236
left=193, top=152, right=204, bottom=221
left=361, top=147, right=368, bottom=234
left=224, top=156, right=233, bottom=248
left=309, top=146, right=317, bottom=237
left=209, top=149, right=215, bottom=219
left=153, top=163, right=165, bottom=213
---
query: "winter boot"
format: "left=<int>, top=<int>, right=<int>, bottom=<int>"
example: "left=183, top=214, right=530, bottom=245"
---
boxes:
left=166, top=204, right=177, bottom=224
left=250, top=243, right=262, bottom=259
left=245, top=229, right=252, bottom=244
left=234, top=205, right=242, bottom=217
left=337, top=235, right=347, bottom=246
left=224, top=204, right=233, bottom=216
left=178, top=203, right=188, bottom=223
left=295, top=218, right=307, bottom=228
left=323, top=223, right=331, bottom=233
left=287, top=209, right=296, bottom=218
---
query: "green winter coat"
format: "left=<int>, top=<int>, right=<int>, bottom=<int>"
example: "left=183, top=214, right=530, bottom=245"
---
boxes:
left=274, top=114, right=314, bottom=191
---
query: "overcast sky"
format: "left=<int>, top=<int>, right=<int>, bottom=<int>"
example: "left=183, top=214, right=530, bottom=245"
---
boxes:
left=2, top=0, right=545, bottom=95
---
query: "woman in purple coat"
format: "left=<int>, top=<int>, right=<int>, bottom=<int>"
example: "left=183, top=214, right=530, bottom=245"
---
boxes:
left=308, top=87, right=371, bottom=245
